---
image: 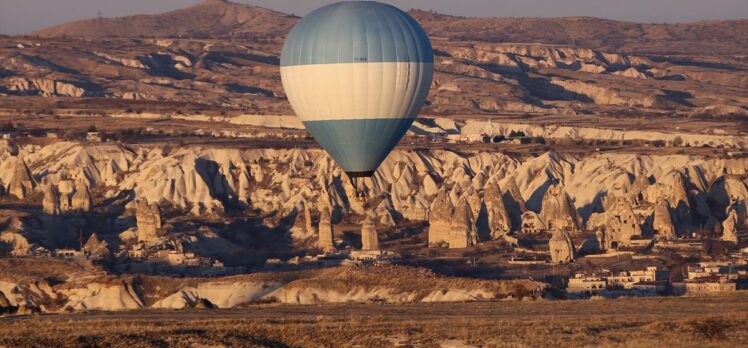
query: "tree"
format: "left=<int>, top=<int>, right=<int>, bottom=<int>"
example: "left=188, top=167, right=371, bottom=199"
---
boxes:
left=672, top=136, right=684, bottom=147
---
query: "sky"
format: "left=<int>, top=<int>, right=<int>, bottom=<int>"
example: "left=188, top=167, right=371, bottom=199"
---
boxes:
left=0, top=0, right=746, bottom=35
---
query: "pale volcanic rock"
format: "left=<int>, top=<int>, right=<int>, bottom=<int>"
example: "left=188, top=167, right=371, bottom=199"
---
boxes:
left=5, top=157, right=35, bottom=199
left=22, top=142, right=135, bottom=188
left=0, top=291, right=11, bottom=309
left=499, top=175, right=528, bottom=213
left=498, top=175, right=527, bottom=228
left=604, top=197, right=641, bottom=244
left=549, top=229, right=575, bottom=264
left=579, top=63, right=607, bottom=74
left=484, top=181, right=512, bottom=239
left=595, top=228, right=610, bottom=252
left=520, top=211, right=547, bottom=234
left=71, top=180, right=93, bottom=213
left=722, top=206, right=740, bottom=243
left=0, top=230, right=31, bottom=256
left=540, top=184, right=582, bottom=233
left=465, top=187, right=483, bottom=226
left=710, top=176, right=748, bottom=214
left=445, top=47, right=524, bottom=73
left=5, top=77, right=88, bottom=97
left=152, top=282, right=282, bottom=309
left=119, top=148, right=228, bottom=215
left=423, top=174, right=439, bottom=196
left=512, top=152, right=574, bottom=212
left=448, top=184, right=463, bottom=207
left=317, top=206, right=336, bottom=252
left=136, top=199, right=162, bottom=242
left=57, top=180, right=75, bottom=213
left=83, top=233, right=111, bottom=259
left=428, top=189, right=455, bottom=247
left=668, top=172, right=691, bottom=219
left=374, top=199, right=397, bottom=227
left=42, top=184, right=61, bottom=215
left=289, top=203, right=314, bottom=239
left=0, top=140, right=744, bottom=242
left=550, top=78, right=664, bottom=108
left=63, top=281, right=144, bottom=311
left=653, top=198, right=676, bottom=240
left=603, top=182, right=631, bottom=212
left=360, top=215, right=379, bottom=251
left=449, top=196, right=479, bottom=249
left=612, top=67, right=649, bottom=79
left=304, top=203, right=314, bottom=236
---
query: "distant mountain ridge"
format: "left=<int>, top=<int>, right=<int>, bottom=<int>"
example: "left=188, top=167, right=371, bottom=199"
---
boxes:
left=410, top=10, right=748, bottom=56
left=34, top=0, right=298, bottom=39
left=31, top=0, right=748, bottom=56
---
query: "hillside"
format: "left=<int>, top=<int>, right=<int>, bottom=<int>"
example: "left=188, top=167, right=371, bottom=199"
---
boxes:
left=1, top=0, right=744, bottom=122
left=32, top=1, right=748, bottom=57
left=411, top=10, right=748, bottom=56
left=34, top=0, right=297, bottom=39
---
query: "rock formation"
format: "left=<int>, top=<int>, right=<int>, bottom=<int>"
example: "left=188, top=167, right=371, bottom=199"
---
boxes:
left=520, top=211, right=546, bottom=234
left=499, top=175, right=527, bottom=228
left=289, top=203, right=315, bottom=239
left=428, top=189, right=455, bottom=247
left=71, top=181, right=93, bottom=213
left=722, top=206, right=740, bottom=243
left=465, top=187, right=483, bottom=226
left=57, top=180, right=74, bottom=213
left=136, top=199, right=162, bottom=242
left=549, top=228, right=575, bottom=264
left=360, top=215, right=379, bottom=251
left=653, top=198, right=676, bottom=240
left=0, top=291, right=11, bottom=310
left=604, top=196, right=641, bottom=244
left=448, top=196, right=479, bottom=248
left=540, top=184, right=582, bottom=233
left=603, top=182, right=634, bottom=211
left=0, top=230, right=31, bottom=256
left=6, top=157, right=35, bottom=199
left=42, top=184, right=61, bottom=215
left=304, top=203, right=314, bottom=235
left=484, top=181, right=511, bottom=239
left=669, top=171, right=691, bottom=224
left=84, top=233, right=111, bottom=259
left=595, top=228, right=610, bottom=252
left=318, top=206, right=336, bottom=252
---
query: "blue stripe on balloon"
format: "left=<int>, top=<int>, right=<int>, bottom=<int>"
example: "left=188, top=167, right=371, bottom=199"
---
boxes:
left=303, top=118, right=415, bottom=174
left=281, top=1, right=433, bottom=67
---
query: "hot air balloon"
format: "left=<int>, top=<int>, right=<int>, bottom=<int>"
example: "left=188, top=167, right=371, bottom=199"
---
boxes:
left=280, top=1, right=434, bottom=200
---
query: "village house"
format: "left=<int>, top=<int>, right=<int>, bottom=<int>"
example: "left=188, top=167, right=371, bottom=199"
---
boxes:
left=567, top=267, right=670, bottom=296
left=567, top=274, right=607, bottom=294
left=673, top=277, right=737, bottom=294
left=607, top=267, right=661, bottom=289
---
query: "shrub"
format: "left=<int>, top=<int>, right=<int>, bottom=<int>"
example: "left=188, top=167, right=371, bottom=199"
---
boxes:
left=691, top=319, right=731, bottom=341
left=0, top=122, right=16, bottom=132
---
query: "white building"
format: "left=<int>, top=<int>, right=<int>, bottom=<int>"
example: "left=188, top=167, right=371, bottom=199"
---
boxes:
left=567, top=274, right=607, bottom=293
left=607, top=267, right=659, bottom=289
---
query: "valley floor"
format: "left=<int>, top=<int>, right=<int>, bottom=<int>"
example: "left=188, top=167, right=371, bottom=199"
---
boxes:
left=2, top=295, right=747, bottom=347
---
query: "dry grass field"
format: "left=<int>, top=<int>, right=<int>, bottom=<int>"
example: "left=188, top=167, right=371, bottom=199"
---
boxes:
left=2, top=295, right=747, bottom=347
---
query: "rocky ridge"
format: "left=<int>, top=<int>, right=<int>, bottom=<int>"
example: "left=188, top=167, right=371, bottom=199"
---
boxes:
left=0, top=139, right=745, bottom=255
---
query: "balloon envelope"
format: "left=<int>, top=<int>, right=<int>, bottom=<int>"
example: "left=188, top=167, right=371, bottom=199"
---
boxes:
left=281, top=1, right=434, bottom=177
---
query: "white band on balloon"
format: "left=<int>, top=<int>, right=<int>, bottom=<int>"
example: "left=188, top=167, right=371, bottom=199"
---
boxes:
left=281, top=62, right=433, bottom=122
